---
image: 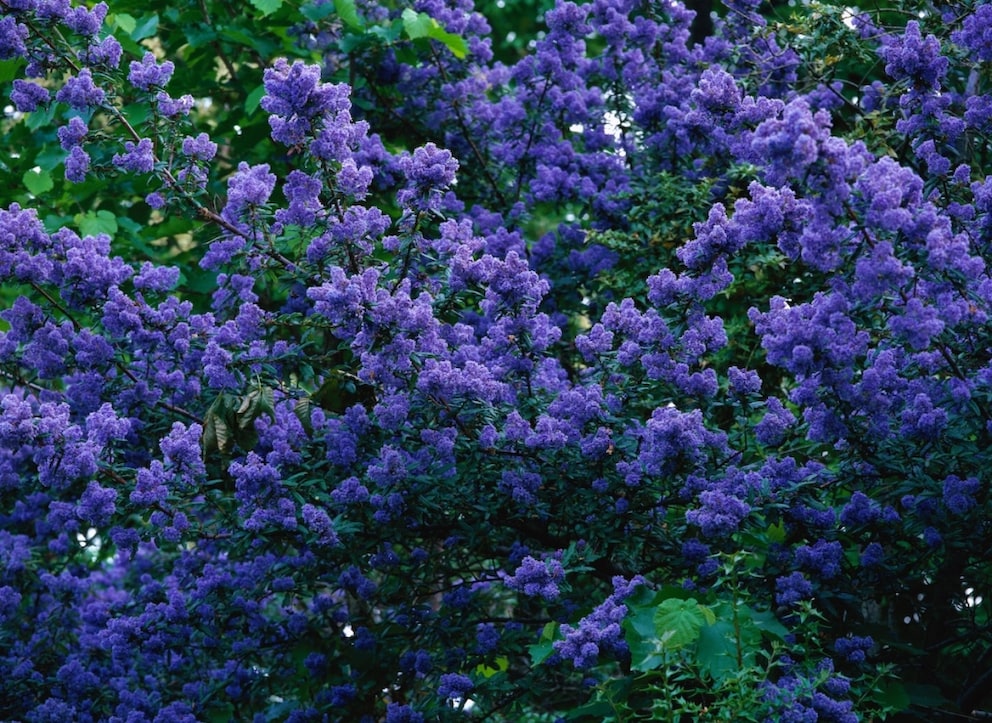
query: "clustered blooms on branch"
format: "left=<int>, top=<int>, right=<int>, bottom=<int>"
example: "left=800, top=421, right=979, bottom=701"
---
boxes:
left=3, top=0, right=992, bottom=720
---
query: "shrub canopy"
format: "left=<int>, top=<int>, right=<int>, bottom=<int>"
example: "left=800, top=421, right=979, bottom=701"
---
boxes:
left=2, top=0, right=992, bottom=720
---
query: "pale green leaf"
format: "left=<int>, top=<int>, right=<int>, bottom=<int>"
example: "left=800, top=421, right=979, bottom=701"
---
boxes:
left=112, top=12, right=136, bottom=34
left=334, top=0, right=363, bottom=30
left=402, top=8, right=432, bottom=39
left=74, top=210, right=118, bottom=238
left=23, top=168, right=53, bottom=196
left=653, top=598, right=714, bottom=650
left=427, top=25, right=468, bottom=59
left=249, top=0, right=283, bottom=16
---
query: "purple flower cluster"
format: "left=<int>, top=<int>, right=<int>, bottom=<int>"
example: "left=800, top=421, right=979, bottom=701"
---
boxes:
left=2, top=0, right=992, bottom=718
left=501, top=555, right=565, bottom=600
left=554, top=575, right=642, bottom=668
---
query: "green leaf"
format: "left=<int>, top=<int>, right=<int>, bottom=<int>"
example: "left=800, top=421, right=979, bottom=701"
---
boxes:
left=25, top=103, right=57, bottom=132
left=202, top=394, right=235, bottom=455
left=427, top=25, right=468, bottom=59
left=293, top=397, right=313, bottom=432
left=0, top=58, right=24, bottom=84
left=35, top=144, right=66, bottom=172
left=301, top=2, right=334, bottom=22
left=653, top=598, right=715, bottom=651
left=399, top=9, right=467, bottom=58
left=475, top=656, right=509, bottom=678
left=205, top=704, right=237, bottom=723
left=334, top=0, right=363, bottom=30
left=249, top=0, right=283, bottom=17
left=112, top=12, right=137, bottom=34
left=745, top=608, right=789, bottom=641
left=528, top=622, right=559, bottom=664
left=401, top=8, right=432, bottom=39
left=696, top=621, right=740, bottom=680
left=75, top=210, right=118, bottom=238
left=873, top=679, right=910, bottom=713
left=766, top=520, right=786, bottom=544
left=245, top=85, right=266, bottom=116
left=22, top=168, right=53, bottom=197
left=131, top=13, right=159, bottom=41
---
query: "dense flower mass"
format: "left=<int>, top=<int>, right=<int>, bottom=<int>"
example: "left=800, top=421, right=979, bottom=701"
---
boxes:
left=2, top=0, right=992, bottom=719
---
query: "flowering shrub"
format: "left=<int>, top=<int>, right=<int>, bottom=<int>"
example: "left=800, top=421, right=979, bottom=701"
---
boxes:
left=3, top=0, right=992, bottom=720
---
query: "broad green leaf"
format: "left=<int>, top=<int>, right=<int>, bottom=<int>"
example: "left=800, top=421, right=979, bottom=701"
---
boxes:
left=565, top=700, right=621, bottom=720
left=873, top=679, right=911, bottom=713
left=131, top=13, right=159, bottom=41
left=25, top=103, right=57, bottom=132
left=653, top=598, right=715, bottom=651
left=75, top=210, right=118, bottom=238
left=35, top=144, right=66, bottom=172
left=334, top=0, right=363, bottom=30
left=746, top=608, right=789, bottom=641
left=402, top=8, right=432, bottom=40
left=293, top=397, right=313, bottom=432
left=22, top=168, right=53, bottom=196
left=202, top=394, right=234, bottom=455
left=249, top=0, right=283, bottom=17
left=112, top=12, right=137, bottom=34
left=0, top=58, right=24, bottom=84
left=122, top=102, right=150, bottom=127
left=696, top=621, right=740, bottom=680
left=427, top=25, right=468, bottom=59
left=528, top=621, right=558, bottom=664
left=205, top=705, right=237, bottom=723
left=301, top=2, right=334, bottom=22
left=245, top=84, right=266, bottom=116
left=766, top=520, right=786, bottom=543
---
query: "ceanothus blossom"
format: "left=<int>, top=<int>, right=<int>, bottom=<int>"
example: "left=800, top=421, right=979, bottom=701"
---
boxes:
left=127, top=51, right=175, bottom=90
left=0, top=16, right=28, bottom=60
left=9, top=78, right=48, bottom=111
left=501, top=555, right=565, bottom=600
left=55, top=67, right=104, bottom=109
left=112, top=138, right=155, bottom=173
left=261, top=58, right=347, bottom=146
left=878, top=20, right=948, bottom=91
left=554, top=575, right=642, bottom=668
left=64, top=145, right=90, bottom=182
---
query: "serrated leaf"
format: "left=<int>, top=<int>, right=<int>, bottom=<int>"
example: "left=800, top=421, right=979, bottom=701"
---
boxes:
left=293, top=398, right=313, bottom=431
left=236, top=390, right=262, bottom=428
left=202, top=394, right=234, bottom=455
left=257, top=386, right=275, bottom=417
left=334, top=0, right=363, bottom=30
left=250, top=0, right=283, bottom=16
left=401, top=8, right=432, bottom=39
left=23, top=168, right=53, bottom=196
left=245, top=84, right=266, bottom=116
left=74, top=210, right=118, bottom=238
left=653, top=598, right=714, bottom=651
